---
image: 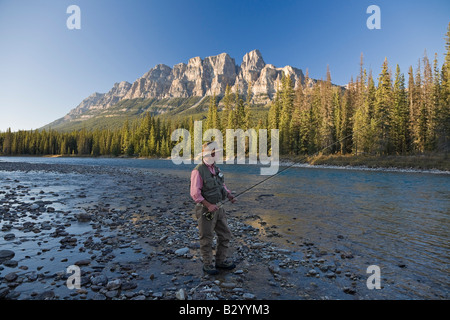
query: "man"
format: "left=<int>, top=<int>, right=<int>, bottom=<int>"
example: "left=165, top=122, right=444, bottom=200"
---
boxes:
left=190, top=141, right=236, bottom=275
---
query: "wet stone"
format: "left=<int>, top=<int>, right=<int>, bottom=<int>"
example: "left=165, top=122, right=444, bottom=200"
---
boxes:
left=3, top=260, right=19, bottom=268
left=3, top=233, right=15, bottom=241
left=4, top=272, right=18, bottom=282
left=0, top=250, right=15, bottom=262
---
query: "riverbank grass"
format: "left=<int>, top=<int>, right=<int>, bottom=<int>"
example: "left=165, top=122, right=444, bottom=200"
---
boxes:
left=285, top=153, right=449, bottom=171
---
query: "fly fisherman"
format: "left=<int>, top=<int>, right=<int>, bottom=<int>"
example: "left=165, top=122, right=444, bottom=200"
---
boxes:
left=190, top=141, right=236, bottom=275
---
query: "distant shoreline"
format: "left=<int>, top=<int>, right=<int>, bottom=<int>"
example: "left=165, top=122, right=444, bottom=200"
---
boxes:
left=1, top=153, right=449, bottom=174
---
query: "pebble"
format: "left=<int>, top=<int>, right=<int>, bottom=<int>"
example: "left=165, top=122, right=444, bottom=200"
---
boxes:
left=105, top=290, right=118, bottom=298
left=3, top=233, right=15, bottom=241
left=74, top=259, right=91, bottom=266
left=176, top=288, right=186, bottom=300
left=0, top=250, right=15, bottom=262
left=220, top=282, right=236, bottom=289
left=343, top=287, right=356, bottom=295
left=4, top=272, right=18, bottom=282
left=90, top=274, right=108, bottom=286
left=174, top=247, right=189, bottom=256
left=242, top=293, right=255, bottom=300
left=3, top=260, right=18, bottom=268
left=106, top=279, right=122, bottom=291
left=36, top=290, right=55, bottom=300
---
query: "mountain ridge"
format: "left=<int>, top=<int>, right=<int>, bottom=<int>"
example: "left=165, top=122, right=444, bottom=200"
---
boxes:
left=44, top=50, right=315, bottom=131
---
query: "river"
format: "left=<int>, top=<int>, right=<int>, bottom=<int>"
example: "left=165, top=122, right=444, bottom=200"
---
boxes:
left=0, top=156, right=449, bottom=299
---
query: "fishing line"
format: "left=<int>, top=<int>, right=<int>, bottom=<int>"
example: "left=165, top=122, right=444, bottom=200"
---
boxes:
left=221, top=114, right=386, bottom=204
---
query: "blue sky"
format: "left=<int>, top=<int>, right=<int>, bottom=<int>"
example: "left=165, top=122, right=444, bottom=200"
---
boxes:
left=0, top=0, right=449, bottom=131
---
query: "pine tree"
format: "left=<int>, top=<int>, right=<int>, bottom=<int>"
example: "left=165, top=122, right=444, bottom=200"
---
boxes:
left=222, top=84, right=233, bottom=131
left=268, top=82, right=281, bottom=130
left=375, top=58, right=393, bottom=154
left=244, top=81, right=253, bottom=130
left=309, top=82, right=322, bottom=153
left=319, top=66, right=335, bottom=152
left=439, top=22, right=450, bottom=154
left=206, top=94, right=219, bottom=130
left=422, top=52, right=436, bottom=151
left=391, top=64, right=409, bottom=154
left=279, top=74, right=294, bottom=154
left=408, top=65, right=420, bottom=152
left=291, top=77, right=305, bottom=154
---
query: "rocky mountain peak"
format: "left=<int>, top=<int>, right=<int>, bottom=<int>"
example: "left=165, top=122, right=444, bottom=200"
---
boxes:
left=241, top=49, right=265, bottom=72
left=56, top=50, right=310, bottom=126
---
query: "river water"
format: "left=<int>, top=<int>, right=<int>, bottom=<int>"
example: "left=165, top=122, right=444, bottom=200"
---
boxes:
left=0, top=156, right=449, bottom=299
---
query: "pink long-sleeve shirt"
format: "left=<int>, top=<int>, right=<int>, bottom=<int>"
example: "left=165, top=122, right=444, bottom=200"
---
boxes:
left=190, top=162, right=230, bottom=203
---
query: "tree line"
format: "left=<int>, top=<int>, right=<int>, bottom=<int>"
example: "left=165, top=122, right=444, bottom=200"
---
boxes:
left=1, top=24, right=449, bottom=158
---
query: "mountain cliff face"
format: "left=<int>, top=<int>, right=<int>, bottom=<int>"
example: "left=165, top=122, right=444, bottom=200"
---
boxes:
left=46, top=50, right=309, bottom=130
left=121, top=49, right=304, bottom=100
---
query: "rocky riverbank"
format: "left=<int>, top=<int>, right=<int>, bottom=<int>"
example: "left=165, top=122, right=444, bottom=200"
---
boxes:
left=0, top=160, right=393, bottom=300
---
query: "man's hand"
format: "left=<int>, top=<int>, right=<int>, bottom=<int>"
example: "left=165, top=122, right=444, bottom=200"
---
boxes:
left=227, top=193, right=236, bottom=204
left=207, top=203, right=219, bottom=212
left=201, top=200, right=219, bottom=212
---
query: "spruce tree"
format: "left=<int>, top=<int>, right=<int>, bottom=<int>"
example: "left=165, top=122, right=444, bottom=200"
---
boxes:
left=375, top=58, right=393, bottom=154
left=391, top=64, right=409, bottom=154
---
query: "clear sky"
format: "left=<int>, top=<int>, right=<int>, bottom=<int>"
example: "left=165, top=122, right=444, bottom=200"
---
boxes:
left=0, top=0, right=449, bottom=131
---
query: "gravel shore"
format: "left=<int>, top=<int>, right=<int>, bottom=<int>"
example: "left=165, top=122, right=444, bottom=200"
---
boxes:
left=0, top=161, right=386, bottom=300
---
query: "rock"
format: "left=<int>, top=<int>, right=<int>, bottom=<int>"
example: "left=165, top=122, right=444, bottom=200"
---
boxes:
left=90, top=274, right=108, bottom=286
left=341, top=252, right=354, bottom=259
left=307, top=269, right=318, bottom=276
left=26, top=272, right=38, bottom=282
left=92, top=293, right=106, bottom=300
left=3, top=260, right=18, bottom=268
left=74, top=259, right=91, bottom=266
left=176, top=288, right=186, bottom=300
left=174, top=247, right=189, bottom=256
left=0, top=287, right=10, bottom=299
left=4, top=272, right=18, bottom=282
left=60, top=236, right=77, bottom=245
left=268, top=265, right=280, bottom=274
left=243, top=293, right=255, bottom=300
left=3, top=233, right=15, bottom=241
left=121, top=281, right=138, bottom=291
left=343, top=287, right=356, bottom=295
left=36, top=290, right=55, bottom=300
left=76, top=213, right=91, bottom=222
left=0, top=250, right=15, bottom=262
left=220, top=282, right=236, bottom=289
left=152, top=292, right=163, bottom=298
left=105, top=290, right=118, bottom=298
left=106, top=279, right=122, bottom=291
left=250, top=242, right=265, bottom=249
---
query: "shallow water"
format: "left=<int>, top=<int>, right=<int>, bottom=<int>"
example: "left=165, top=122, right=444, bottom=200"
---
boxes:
left=1, top=156, right=449, bottom=299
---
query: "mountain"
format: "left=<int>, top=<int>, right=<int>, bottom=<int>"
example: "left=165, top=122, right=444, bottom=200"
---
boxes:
left=44, top=50, right=312, bottom=131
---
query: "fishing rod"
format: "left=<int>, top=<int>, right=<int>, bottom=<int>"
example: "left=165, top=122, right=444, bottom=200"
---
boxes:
left=220, top=114, right=386, bottom=205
